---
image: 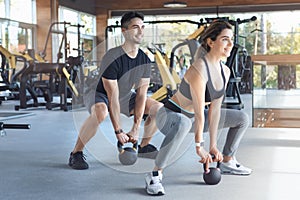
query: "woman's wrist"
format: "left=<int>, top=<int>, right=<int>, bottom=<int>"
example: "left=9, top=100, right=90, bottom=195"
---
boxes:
left=195, top=140, right=205, bottom=147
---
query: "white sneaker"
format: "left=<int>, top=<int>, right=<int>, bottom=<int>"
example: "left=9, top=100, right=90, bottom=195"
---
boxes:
left=145, top=171, right=165, bottom=195
left=219, top=158, right=252, bottom=175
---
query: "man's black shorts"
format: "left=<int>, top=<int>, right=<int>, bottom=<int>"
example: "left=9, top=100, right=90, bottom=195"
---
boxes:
left=90, top=91, right=136, bottom=117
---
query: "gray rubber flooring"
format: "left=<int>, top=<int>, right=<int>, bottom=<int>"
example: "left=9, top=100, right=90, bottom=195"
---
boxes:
left=0, top=95, right=299, bottom=200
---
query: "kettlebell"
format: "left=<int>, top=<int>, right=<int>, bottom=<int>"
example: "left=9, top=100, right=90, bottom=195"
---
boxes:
left=117, top=138, right=138, bottom=166
left=203, top=155, right=222, bottom=185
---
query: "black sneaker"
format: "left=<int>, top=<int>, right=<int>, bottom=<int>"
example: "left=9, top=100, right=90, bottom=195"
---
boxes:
left=68, top=151, right=89, bottom=170
left=138, top=144, right=158, bottom=159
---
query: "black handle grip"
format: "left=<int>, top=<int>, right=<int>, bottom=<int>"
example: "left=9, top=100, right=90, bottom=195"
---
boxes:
left=117, top=134, right=138, bottom=152
left=203, top=154, right=220, bottom=170
left=0, top=122, right=31, bottom=130
left=3, top=124, right=31, bottom=129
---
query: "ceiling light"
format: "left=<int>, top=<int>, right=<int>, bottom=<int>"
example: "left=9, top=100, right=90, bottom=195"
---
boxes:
left=163, top=0, right=187, bottom=8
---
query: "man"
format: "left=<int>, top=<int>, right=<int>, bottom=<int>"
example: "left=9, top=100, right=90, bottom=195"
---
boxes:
left=68, top=11, right=163, bottom=170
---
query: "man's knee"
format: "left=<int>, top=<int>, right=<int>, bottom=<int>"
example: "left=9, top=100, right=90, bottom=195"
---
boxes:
left=146, top=98, right=163, bottom=116
left=92, top=103, right=108, bottom=123
left=144, top=101, right=163, bottom=124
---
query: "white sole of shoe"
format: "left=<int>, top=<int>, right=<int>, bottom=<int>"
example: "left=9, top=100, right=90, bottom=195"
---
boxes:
left=145, top=182, right=165, bottom=195
left=146, top=188, right=165, bottom=196
left=221, top=170, right=251, bottom=175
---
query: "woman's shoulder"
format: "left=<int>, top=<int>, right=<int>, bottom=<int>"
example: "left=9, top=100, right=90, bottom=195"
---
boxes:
left=221, top=62, right=231, bottom=77
left=185, top=58, right=208, bottom=83
left=191, top=58, right=207, bottom=74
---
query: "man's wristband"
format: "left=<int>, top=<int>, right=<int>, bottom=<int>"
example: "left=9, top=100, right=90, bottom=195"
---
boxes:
left=195, top=141, right=205, bottom=147
left=115, top=129, right=123, bottom=134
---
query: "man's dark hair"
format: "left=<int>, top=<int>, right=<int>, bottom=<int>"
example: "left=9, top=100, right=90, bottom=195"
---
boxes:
left=121, top=11, right=144, bottom=28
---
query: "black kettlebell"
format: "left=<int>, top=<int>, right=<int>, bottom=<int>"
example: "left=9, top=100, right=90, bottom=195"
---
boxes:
left=117, top=138, right=138, bottom=166
left=203, top=155, right=222, bottom=185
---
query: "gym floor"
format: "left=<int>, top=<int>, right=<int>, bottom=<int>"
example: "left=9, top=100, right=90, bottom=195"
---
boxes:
left=0, top=94, right=299, bottom=200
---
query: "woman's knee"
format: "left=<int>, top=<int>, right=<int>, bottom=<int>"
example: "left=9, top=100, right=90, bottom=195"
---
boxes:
left=177, top=117, right=192, bottom=136
left=241, top=112, right=249, bottom=126
left=164, top=116, right=192, bottom=142
left=239, top=111, right=249, bottom=128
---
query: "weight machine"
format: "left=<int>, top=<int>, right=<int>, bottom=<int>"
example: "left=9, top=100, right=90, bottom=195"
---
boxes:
left=222, top=16, right=257, bottom=109
left=147, top=44, right=179, bottom=103
left=15, top=62, right=76, bottom=111
left=14, top=21, right=85, bottom=111
left=0, top=45, right=31, bottom=103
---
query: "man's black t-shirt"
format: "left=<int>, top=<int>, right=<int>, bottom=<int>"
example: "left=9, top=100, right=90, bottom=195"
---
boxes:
left=96, top=46, right=151, bottom=98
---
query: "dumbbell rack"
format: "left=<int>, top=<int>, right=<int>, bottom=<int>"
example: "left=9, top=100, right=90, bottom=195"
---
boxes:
left=0, top=122, right=31, bottom=136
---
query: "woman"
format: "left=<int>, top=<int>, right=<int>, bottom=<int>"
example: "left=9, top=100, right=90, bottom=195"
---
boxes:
left=145, top=21, right=252, bottom=196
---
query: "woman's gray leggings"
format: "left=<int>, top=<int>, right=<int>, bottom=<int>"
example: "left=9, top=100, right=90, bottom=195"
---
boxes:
left=155, top=107, right=249, bottom=169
